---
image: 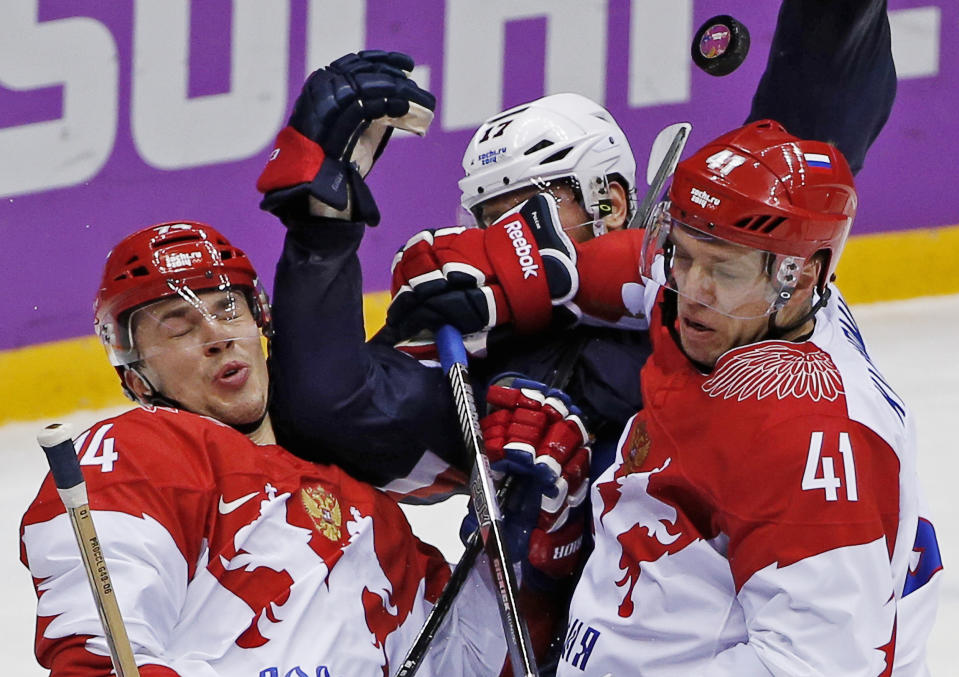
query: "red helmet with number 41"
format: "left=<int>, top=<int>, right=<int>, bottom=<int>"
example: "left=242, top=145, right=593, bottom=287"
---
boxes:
left=94, top=221, right=271, bottom=369
left=641, top=120, right=856, bottom=317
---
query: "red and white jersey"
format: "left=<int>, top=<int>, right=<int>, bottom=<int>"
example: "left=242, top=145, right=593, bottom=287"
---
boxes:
left=20, top=406, right=504, bottom=676
left=560, top=287, right=941, bottom=676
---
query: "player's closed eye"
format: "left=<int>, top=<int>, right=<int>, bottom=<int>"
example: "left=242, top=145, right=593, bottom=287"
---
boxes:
left=164, top=320, right=195, bottom=339
left=713, top=263, right=746, bottom=282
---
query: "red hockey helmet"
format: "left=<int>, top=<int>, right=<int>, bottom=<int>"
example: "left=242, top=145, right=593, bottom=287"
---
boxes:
left=641, top=120, right=856, bottom=317
left=94, top=221, right=271, bottom=367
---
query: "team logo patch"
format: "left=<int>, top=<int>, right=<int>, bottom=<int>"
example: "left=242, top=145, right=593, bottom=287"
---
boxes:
left=703, top=343, right=844, bottom=402
left=621, top=417, right=651, bottom=474
left=300, top=485, right=342, bottom=541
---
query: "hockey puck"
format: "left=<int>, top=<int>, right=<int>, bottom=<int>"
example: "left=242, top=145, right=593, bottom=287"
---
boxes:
left=691, top=15, right=750, bottom=77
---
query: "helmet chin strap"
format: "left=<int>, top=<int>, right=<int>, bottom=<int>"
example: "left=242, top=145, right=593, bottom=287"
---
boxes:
left=765, top=286, right=832, bottom=340
left=662, top=285, right=832, bottom=374
left=661, top=288, right=715, bottom=374
left=125, top=364, right=269, bottom=436
left=591, top=217, right=608, bottom=238
left=588, top=175, right=615, bottom=237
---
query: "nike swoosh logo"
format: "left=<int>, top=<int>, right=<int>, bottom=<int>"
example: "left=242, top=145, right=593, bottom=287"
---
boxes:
left=218, top=491, right=259, bottom=514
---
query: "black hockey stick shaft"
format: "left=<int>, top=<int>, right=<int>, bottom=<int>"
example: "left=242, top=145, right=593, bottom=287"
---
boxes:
left=37, top=423, right=141, bottom=677
left=394, top=334, right=591, bottom=677
left=426, top=325, right=538, bottom=676
left=394, top=480, right=511, bottom=676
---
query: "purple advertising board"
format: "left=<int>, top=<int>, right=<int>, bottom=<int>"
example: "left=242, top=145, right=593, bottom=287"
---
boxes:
left=1, top=0, right=955, bottom=352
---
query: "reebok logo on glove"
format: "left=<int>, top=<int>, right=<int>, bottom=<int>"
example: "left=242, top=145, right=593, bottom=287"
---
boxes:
left=386, top=193, right=577, bottom=336
left=503, top=218, right=540, bottom=279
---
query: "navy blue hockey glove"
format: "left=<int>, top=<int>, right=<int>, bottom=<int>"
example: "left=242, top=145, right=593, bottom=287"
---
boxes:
left=387, top=194, right=580, bottom=339
left=257, top=50, right=435, bottom=224
left=461, top=376, right=591, bottom=588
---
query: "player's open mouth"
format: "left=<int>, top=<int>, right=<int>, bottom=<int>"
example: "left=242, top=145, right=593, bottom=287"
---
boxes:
left=215, top=362, right=249, bottom=387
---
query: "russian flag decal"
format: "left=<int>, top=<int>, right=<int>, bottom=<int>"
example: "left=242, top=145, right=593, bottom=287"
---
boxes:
left=803, top=152, right=832, bottom=170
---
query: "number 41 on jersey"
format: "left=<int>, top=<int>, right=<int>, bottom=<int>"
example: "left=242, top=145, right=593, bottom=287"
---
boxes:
left=802, top=431, right=858, bottom=502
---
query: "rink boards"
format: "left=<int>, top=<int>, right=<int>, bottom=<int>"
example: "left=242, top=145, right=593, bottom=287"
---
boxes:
left=2, top=223, right=957, bottom=425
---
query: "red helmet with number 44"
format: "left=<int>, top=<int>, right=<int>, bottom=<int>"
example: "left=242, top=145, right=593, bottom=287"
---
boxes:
left=641, top=120, right=857, bottom=318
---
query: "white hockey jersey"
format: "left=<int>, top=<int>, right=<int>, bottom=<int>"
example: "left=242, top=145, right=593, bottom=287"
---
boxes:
left=20, top=406, right=504, bottom=676
left=559, top=288, right=941, bottom=676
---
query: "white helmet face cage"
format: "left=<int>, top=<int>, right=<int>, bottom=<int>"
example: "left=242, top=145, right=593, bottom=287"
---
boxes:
left=458, top=93, right=637, bottom=235
left=641, top=202, right=805, bottom=320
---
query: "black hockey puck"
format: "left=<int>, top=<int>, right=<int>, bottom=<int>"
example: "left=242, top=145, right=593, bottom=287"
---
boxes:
left=691, top=15, right=750, bottom=77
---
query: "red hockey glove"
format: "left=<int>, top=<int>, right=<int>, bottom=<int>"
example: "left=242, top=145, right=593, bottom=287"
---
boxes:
left=256, top=50, right=435, bottom=225
left=387, top=194, right=579, bottom=338
left=571, top=227, right=649, bottom=326
left=461, top=375, right=591, bottom=584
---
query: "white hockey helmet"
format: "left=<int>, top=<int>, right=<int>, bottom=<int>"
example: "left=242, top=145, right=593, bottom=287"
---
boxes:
left=459, top=93, right=637, bottom=236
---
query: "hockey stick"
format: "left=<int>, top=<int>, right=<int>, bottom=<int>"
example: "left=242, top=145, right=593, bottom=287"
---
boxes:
left=424, top=325, right=539, bottom=676
left=395, top=335, right=589, bottom=677
left=631, top=122, right=691, bottom=230
left=394, top=485, right=508, bottom=677
left=37, top=423, right=141, bottom=677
